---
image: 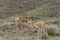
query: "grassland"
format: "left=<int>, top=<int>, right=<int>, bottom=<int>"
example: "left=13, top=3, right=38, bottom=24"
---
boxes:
left=0, top=0, right=60, bottom=40
left=46, top=36, right=60, bottom=40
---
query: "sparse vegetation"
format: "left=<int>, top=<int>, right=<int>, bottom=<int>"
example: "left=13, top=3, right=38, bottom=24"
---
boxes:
left=0, top=0, right=60, bottom=40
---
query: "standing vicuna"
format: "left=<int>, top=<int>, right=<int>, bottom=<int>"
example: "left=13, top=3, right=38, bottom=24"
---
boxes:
left=33, top=21, right=48, bottom=40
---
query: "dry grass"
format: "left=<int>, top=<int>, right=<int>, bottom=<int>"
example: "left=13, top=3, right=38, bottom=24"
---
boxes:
left=0, top=18, right=60, bottom=40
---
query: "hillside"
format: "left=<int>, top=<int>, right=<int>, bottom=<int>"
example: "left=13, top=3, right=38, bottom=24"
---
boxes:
left=0, top=0, right=60, bottom=19
left=0, top=0, right=60, bottom=40
left=0, top=0, right=46, bottom=18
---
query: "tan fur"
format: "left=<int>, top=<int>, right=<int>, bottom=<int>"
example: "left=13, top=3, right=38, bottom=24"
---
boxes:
left=33, top=21, right=45, bottom=28
left=17, top=18, right=32, bottom=25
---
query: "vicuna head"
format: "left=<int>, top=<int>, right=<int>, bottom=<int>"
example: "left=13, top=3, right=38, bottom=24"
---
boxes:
left=33, top=21, right=45, bottom=29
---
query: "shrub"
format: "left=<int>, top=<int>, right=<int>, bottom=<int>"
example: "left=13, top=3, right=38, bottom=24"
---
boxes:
left=44, top=24, right=60, bottom=36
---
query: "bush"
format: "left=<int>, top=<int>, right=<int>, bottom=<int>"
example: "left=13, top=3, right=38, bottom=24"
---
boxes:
left=44, top=24, right=60, bottom=36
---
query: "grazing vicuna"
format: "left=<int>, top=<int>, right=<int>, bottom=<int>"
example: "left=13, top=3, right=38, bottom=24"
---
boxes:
left=17, top=18, right=32, bottom=28
left=33, top=21, right=48, bottom=39
left=17, top=18, right=32, bottom=24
